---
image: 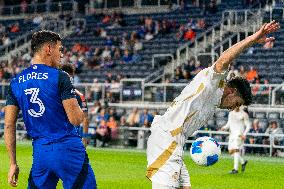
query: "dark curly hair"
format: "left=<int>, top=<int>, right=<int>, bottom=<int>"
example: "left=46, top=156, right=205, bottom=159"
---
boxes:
left=31, top=30, right=62, bottom=56
left=227, top=77, right=253, bottom=106
left=60, top=63, right=75, bottom=76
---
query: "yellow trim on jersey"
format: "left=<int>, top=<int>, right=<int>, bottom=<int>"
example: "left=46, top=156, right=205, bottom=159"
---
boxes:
left=169, top=100, right=177, bottom=107
left=182, top=83, right=204, bottom=102
left=146, top=141, right=178, bottom=179
left=170, top=111, right=198, bottom=137
left=218, top=79, right=225, bottom=88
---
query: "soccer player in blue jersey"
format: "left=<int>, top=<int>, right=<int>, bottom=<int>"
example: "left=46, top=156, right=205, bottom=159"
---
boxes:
left=4, top=30, right=97, bottom=188
left=60, top=63, right=90, bottom=147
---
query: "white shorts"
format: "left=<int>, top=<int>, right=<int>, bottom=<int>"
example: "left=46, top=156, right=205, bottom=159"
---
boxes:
left=146, top=125, right=191, bottom=188
left=228, top=137, right=243, bottom=151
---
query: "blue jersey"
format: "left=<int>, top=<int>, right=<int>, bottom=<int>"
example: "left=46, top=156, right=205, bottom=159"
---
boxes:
left=6, top=64, right=80, bottom=143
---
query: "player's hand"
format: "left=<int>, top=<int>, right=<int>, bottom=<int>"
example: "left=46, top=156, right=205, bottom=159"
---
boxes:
left=252, top=20, right=280, bottom=44
left=82, top=138, right=89, bottom=148
left=8, top=164, right=19, bottom=187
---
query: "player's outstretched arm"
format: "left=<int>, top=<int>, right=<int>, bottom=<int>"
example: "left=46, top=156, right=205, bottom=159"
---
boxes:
left=214, top=20, right=280, bottom=73
left=4, top=105, right=20, bottom=187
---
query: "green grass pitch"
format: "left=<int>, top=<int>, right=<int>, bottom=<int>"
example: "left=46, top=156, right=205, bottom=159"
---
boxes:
left=1, top=141, right=284, bottom=189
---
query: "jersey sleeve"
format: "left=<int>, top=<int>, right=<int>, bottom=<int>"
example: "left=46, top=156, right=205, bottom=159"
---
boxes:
left=75, top=89, right=88, bottom=113
left=6, top=82, right=19, bottom=107
left=243, top=112, right=251, bottom=136
left=207, top=63, right=228, bottom=88
left=222, top=112, right=231, bottom=130
left=58, top=71, right=76, bottom=101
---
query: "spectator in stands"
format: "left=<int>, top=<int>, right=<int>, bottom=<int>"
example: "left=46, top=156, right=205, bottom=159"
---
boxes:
left=238, top=65, right=247, bottom=78
left=134, top=38, right=143, bottom=51
left=120, top=38, right=131, bottom=51
left=173, top=66, right=184, bottom=81
left=33, top=14, right=43, bottom=26
left=263, top=121, right=284, bottom=155
left=183, top=58, right=196, bottom=79
left=122, top=50, right=133, bottom=63
left=160, top=20, right=171, bottom=35
left=190, top=60, right=203, bottom=77
left=96, top=108, right=109, bottom=124
left=101, top=46, right=111, bottom=59
left=227, top=65, right=239, bottom=80
left=197, top=18, right=206, bottom=30
left=139, top=109, right=153, bottom=127
left=107, top=116, right=117, bottom=129
left=145, top=32, right=154, bottom=41
left=2, top=35, right=11, bottom=46
left=184, top=28, right=196, bottom=41
left=263, top=38, right=275, bottom=49
left=176, top=24, right=186, bottom=41
left=109, top=107, right=119, bottom=121
left=90, top=101, right=102, bottom=118
left=10, top=22, right=20, bottom=33
left=105, top=36, right=113, bottom=46
left=0, top=107, right=4, bottom=119
left=261, top=79, right=270, bottom=95
left=246, top=66, right=259, bottom=83
left=107, top=116, right=119, bottom=139
left=93, top=120, right=111, bottom=147
left=246, top=119, right=264, bottom=154
left=102, top=14, right=111, bottom=24
left=120, top=116, right=129, bottom=127
left=101, top=56, right=114, bottom=68
left=100, top=28, right=107, bottom=38
left=105, top=72, right=116, bottom=82
left=105, top=91, right=116, bottom=103
left=127, top=108, right=140, bottom=127
left=252, top=79, right=261, bottom=96
left=21, top=0, right=27, bottom=14
left=186, top=18, right=196, bottom=30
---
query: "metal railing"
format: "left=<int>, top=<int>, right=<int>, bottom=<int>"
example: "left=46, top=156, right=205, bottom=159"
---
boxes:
left=0, top=1, right=75, bottom=16
left=0, top=125, right=283, bottom=157
left=0, top=82, right=280, bottom=106
left=0, top=19, right=68, bottom=60
left=87, top=0, right=179, bottom=10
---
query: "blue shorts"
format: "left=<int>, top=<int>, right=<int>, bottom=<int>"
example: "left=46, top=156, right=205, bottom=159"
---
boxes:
left=28, top=136, right=96, bottom=189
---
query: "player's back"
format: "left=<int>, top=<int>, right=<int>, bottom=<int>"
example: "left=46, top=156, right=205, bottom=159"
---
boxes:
left=227, top=110, right=249, bottom=137
left=9, top=64, right=79, bottom=143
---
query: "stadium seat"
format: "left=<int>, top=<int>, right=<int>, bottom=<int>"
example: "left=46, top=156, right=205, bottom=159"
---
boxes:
left=215, top=110, right=228, bottom=118
left=268, top=112, right=281, bottom=120
left=258, top=119, right=268, bottom=130
left=215, top=118, right=228, bottom=128
left=254, top=112, right=267, bottom=119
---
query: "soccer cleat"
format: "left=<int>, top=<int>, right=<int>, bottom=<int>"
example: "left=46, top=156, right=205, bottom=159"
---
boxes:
left=242, top=160, right=248, bottom=172
left=229, top=169, right=238, bottom=174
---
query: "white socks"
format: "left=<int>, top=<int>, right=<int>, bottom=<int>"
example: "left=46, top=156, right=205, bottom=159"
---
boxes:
left=234, top=152, right=239, bottom=170
left=233, top=152, right=245, bottom=170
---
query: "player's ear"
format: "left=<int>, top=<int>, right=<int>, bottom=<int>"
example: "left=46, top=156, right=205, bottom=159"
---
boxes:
left=47, top=44, right=52, bottom=56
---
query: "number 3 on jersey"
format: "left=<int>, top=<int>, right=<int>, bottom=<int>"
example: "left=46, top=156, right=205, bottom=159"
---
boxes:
left=24, top=88, right=45, bottom=117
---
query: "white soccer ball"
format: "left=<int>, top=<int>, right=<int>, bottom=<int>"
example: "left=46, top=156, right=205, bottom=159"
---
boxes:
left=190, top=136, right=221, bottom=166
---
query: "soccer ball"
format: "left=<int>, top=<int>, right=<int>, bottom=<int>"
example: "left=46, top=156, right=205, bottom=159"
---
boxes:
left=190, top=136, right=221, bottom=166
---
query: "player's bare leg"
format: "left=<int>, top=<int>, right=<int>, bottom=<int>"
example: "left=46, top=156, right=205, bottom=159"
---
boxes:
left=181, top=186, right=191, bottom=189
